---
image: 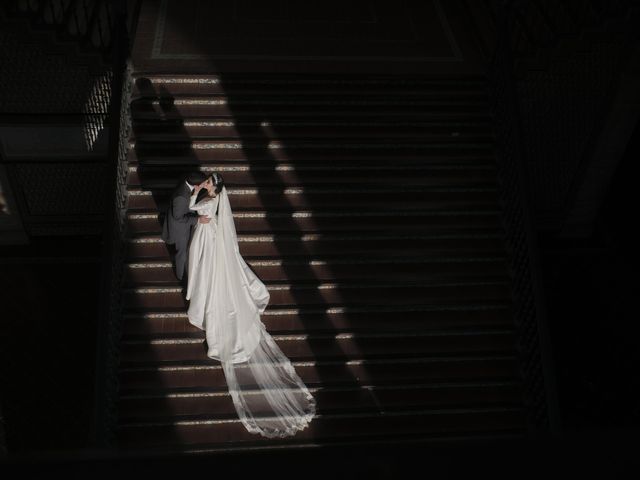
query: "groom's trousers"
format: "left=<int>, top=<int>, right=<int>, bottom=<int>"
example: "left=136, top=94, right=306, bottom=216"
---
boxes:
left=174, top=229, right=191, bottom=281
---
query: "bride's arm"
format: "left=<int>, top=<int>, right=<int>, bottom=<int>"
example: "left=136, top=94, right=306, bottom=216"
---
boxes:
left=189, top=192, right=214, bottom=213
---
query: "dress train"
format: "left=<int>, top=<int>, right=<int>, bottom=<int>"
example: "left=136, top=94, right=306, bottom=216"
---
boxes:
left=186, top=186, right=316, bottom=437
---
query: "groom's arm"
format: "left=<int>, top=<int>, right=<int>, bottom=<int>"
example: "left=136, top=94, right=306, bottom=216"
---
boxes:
left=171, top=195, right=198, bottom=226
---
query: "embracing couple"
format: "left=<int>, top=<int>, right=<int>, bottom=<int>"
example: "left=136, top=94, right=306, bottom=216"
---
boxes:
left=161, top=171, right=316, bottom=438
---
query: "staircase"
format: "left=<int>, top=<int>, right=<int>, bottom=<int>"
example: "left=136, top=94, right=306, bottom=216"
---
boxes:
left=116, top=73, right=528, bottom=452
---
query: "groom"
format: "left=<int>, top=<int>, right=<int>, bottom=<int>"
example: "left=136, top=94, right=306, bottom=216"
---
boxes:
left=161, top=171, right=211, bottom=282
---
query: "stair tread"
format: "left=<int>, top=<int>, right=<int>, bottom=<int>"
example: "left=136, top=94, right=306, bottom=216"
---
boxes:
left=116, top=406, right=526, bottom=448
left=131, top=88, right=490, bottom=97
left=121, top=305, right=515, bottom=336
left=117, top=382, right=524, bottom=422
left=127, top=150, right=498, bottom=164
left=129, top=132, right=496, bottom=142
left=118, top=354, right=521, bottom=389
left=118, top=327, right=518, bottom=366
left=130, top=109, right=495, bottom=119
left=124, top=235, right=508, bottom=261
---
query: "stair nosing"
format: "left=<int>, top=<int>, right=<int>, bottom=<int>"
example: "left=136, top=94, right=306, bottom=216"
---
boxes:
left=125, top=255, right=508, bottom=269
left=124, top=278, right=511, bottom=293
left=118, top=353, right=518, bottom=373
left=117, top=405, right=523, bottom=428
left=126, top=208, right=503, bottom=217
left=127, top=164, right=497, bottom=172
left=128, top=232, right=504, bottom=242
left=123, top=303, right=512, bottom=320
left=119, top=380, right=523, bottom=400
left=120, top=327, right=516, bottom=346
left=126, top=186, right=498, bottom=193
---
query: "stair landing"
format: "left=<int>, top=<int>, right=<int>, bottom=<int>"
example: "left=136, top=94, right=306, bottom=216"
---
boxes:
left=131, top=0, right=485, bottom=74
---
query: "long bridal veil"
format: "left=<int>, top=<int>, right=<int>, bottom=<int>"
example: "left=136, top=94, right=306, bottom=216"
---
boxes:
left=209, top=185, right=316, bottom=437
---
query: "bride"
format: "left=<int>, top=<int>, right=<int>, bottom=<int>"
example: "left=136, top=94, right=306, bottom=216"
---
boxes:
left=184, top=172, right=316, bottom=438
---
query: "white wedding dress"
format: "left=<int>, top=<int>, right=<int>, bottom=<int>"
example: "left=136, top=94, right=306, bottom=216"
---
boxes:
left=185, top=186, right=316, bottom=438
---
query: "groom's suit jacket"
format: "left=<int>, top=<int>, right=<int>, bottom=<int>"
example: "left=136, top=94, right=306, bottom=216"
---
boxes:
left=161, top=182, right=199, bottom=280
left=161, top=181, right=198, bottom=244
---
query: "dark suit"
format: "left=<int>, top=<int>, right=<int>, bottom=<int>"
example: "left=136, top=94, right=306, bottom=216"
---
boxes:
left=161, top=181, right=198, bottom=281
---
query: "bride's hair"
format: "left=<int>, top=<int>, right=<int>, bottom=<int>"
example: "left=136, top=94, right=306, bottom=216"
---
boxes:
left=194, top=172, right=224, bottom=204
left=209, top=172, right=225, bottom=194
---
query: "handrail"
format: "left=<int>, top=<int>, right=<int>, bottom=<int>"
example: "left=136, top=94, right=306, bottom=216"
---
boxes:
left=90, top=0, right=133, bottom=448
left=487, top=0, right=561, bottom=432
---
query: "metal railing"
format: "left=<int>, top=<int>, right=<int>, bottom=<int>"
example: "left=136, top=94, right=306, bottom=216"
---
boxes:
left=6, top=0, right=117, bottom=56
left=90, top=0, right=133, bottom=448
left=487, top=0, right=561, bottom=432
left=1, top=0, right=136, bottom=448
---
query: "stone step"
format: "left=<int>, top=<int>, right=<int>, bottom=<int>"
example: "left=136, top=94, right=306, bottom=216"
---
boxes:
left=128, top=163, right=497, bottom=173
left=130, top=94, right=489, bottom=106
left=121, top=305, right=514, bottom=337
left=126, top=233, right=508, bottom=261
left=116, top=406, right=526, bottom=448
left=125, top=209, right=505, bottom=235
left=126, top=164, right=499, bottom=188
left=130, top=123, right=494, bottom=142
left=129, top=139, right=496, bottom=155
left=124, top=256, right=510, bottom=285
left=131, top=90, right=488, bottom=107
left=131, top=75, right=489, bottom=97
left=131, top=118, right=494, bottom=129
left=119, top=328, right=518, bottom=366
left=132, top=85, right=489, bottom=99
left=122, top=281, right=513, bottom=312
left=117, top=382, right=523, bottom=421
left=130, top=100, right=494, bottom=119
left=131, top=93, right=490, bottom=108
left=131, top=74, right=489, bottom=86
left=118, top=355, right=521, bottom=392
left=127, top=148, right=496, bottom=165
left=126, top=188, right=500, bottom=212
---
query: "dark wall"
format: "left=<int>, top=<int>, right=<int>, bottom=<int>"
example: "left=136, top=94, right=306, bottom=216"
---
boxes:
left=539, top=117, right=638, bottom=429
left=0, top=236, right=102, bottom=452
